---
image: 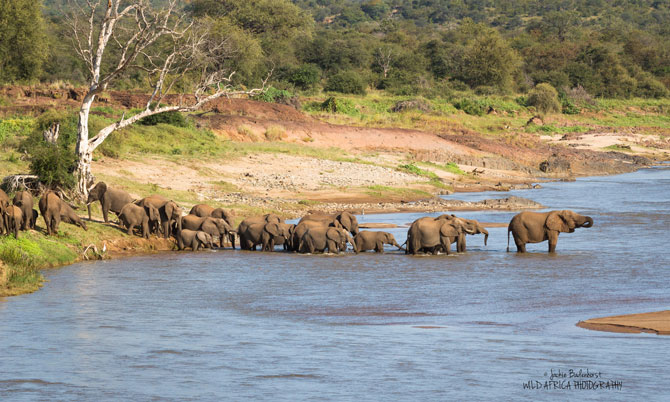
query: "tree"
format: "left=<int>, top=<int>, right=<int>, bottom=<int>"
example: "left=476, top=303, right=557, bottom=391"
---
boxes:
left=64, top=0, right=268, bottom=198
left=0, top=0, right=47, bottom=82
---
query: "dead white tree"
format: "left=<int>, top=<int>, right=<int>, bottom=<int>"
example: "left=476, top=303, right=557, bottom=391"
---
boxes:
left=374, top=47, right=394, bottom=79
left=65, top=0, right=268, bottom=198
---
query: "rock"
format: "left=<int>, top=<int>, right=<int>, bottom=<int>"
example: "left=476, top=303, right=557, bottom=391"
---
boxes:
left=526, top=115, right=544, bottom=126
left=539, top=155, right=571, bottom=173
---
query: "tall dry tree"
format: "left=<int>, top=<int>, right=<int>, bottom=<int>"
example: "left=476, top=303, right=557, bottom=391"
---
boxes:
left=65, top=0, right=268, bottom=198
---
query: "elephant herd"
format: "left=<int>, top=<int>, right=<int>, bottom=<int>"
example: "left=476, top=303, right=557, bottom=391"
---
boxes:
left=0, top=182, right=594, bottom=254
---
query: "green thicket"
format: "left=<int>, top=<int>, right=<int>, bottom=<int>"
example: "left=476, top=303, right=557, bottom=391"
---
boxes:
left=3, top=0, right=670, bottom=99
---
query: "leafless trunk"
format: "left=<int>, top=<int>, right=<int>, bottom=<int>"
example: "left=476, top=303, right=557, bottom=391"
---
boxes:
left=65, top=0, right=269, bottom=199
left=375, top=47, right=393, bottom=79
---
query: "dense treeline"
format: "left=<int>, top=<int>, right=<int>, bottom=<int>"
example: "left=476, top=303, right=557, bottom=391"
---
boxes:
left=1, top=0, right=669, bottom=99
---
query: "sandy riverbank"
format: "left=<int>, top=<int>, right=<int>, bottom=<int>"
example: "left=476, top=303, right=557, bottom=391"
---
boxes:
left=577, top=311, right=670, bottom=335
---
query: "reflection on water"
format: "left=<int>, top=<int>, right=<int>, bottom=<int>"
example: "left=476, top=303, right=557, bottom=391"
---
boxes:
left=1, top=166, right=669, bottom=401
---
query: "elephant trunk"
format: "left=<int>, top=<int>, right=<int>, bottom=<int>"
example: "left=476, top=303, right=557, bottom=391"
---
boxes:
left=481, top=228, right=489, bottom=246
left=581, top=216, right=594, bottom=228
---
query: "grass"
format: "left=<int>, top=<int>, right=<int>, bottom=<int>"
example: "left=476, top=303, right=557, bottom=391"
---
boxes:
left=603, top=144, right=633, bottom=152
left=418, top=161, right=466, bottom=175
left=364, top=185, right=432, bottom=199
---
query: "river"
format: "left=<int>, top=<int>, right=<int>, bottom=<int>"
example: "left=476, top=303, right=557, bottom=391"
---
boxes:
left=1, top=166, right=669, bottom=401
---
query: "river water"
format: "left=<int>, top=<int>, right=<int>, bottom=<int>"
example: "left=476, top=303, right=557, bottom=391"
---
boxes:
left=1, top=166, right=669, bottom=401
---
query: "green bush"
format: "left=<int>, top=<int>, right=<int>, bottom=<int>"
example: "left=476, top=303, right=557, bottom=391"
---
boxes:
left=527, top=83, right=561, bottom=115
left=288, top=64, right=321, bottom=90
left=319, top=97, right=359, bottom=116
left=253, top=86, right=294, bottom=103
left=453, top=98, right=488, bottom=116
left=324, top=71, right=367, bottom=95
left=139, top=111, right=188, bottom=127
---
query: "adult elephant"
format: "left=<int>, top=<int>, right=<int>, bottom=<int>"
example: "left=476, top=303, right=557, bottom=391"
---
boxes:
left=440, top=216, right=488, bottom=253
left=406, top=215, right=476, bottom=255
left=507, top=210, right=593, bottom=253
left=237, top=221, right=290, bottom=251
left=354, top=230, right=404, bottom=253
left=87, top=182, right=134, bottom=223
left=39, top=191, right=87, bottom=234
left=299, top=211, right=359, bottom=236
left=118, top=203, right=159, bottom=238
left=182, top=215, right=233, bottom=248
left=0, top=188, right=9, bottom=235
left=299, top=226, right=357, bottom=254
left=237, top=214, right=282, bottom=250
left=12, top=191, right=34, bottom=230
left=136, top=195, right=182, bottom=238
left=291, top=219, right=343, bottom=252
left=189, top=204, right=235, bottom=247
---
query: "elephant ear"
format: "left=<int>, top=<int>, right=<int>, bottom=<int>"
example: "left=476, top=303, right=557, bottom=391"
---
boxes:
left=337, top=212, right=352, bottom=230
left=546, top=211, right=570, bottom=233
left=149, top=206, right=158, bottom=221
left=331, top=219, right=343, bottom=229
left=196, top=231, right=209, bottom=243
left=439, top=222, right=459, bottom=238
left=265, top=222, right=280, bottom=237
left=326, top=228, right=340, bottom=242
left=164, top=202, right=175, bottom=219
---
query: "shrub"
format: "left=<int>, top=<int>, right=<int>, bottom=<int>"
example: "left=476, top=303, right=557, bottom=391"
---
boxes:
left=253, top=87, right=294, bottom=103
left=288, top=64, right=321, bottom=90
left=139, top=111, right=188, bottom=127
left=28, top=142, right=76, bottom=189
left=453, top=98, right=488, bottom=116
left=324, top=71, right=367, bottom=95
left=264, top=125, right=286, bottom=141
left=319, top=97, right=359, bottom=116
left=527, top=83, right=561, bottom=115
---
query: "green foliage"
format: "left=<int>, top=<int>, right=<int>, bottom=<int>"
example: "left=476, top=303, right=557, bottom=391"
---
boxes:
left=527, top=83, right=561, bottom=115
left=253, top=87, right=294, bottom=103
left=0, top=118, right=36, bottom=145
left=319, top=97, right=360, bottom=116
left=287, top=64, right=321, bottom=90
left=324, top=71, right=367, bottom=95
left=398, top=163, right=439, bottom=180
left=453, top=98, right=488, bottom=116
left=139, top=111, right=189, bottom=127
left=0, top=0, right=46, bottom=82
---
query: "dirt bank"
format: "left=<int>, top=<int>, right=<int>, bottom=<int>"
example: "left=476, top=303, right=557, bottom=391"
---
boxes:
left=577, top=311, right=670, bottom=335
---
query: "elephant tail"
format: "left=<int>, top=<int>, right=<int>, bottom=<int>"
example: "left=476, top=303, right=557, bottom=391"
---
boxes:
left=507, top=225, right=511, bottom=252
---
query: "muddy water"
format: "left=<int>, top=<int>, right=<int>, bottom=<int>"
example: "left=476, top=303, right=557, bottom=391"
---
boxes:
left=1, top=166, right=669, bottom=401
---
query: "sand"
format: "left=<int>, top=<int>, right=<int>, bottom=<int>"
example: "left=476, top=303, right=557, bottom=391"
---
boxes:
left=577, top=310, right=670, bottom=335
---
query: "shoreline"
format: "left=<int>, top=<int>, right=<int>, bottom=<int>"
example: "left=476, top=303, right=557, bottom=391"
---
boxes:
left=577, top=311, right=670, bottom=336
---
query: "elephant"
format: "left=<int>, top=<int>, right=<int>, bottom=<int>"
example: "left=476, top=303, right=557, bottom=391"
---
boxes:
left=406, top=215, right=476, bottom=255
left=299, top=226, right=357, bottom=254
left=59, top=202, right=88, bottom=231
left=0, top=188, right=9, bottom=235
left=136, top=195, right=182, bottom=238
left=189, top=204, right=236, bottom=247
left=291, top=218, right=344, bottom=252
left=507, top=210, right=593, bottom=253
left=353, top=230, right=404, bottom=253
left=237, top=214, right=282, bottom=250
left=12, top=191, right=34, bottom=230
left=275, top=223, right=296, bottom=251
left=299, top=211, right=359, bottom=236
left=118, top=203, right=160, bottom=238
left=87, top=182, right=134, bottom=223
left=5, top=205, right=23, bottom=238
left=182, top=215, right=233, bottom=248
left=39, top=191, right=62, bottom=235
left=418, top=215, right=488, bottom=253
left=237, top=221, right=290, bottom=251
left=176, top=229, right=214, bottom=251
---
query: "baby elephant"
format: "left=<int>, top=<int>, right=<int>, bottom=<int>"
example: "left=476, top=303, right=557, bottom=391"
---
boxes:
left=176, top=229, right=214, bottom=251
left=354, top=230, right=404, bottom=253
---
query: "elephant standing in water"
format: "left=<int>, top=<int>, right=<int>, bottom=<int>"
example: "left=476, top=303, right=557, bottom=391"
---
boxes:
left=406, top=215, right=476, bottom=255
left=176, top=229, right=214, bottom=251
left=87, top=182, right=134, bottom=223
left=189, top=204, right=236, bottom=247
left=299, top=226, right=357, bottom=254
left=353, top=231, right=404, bottom=253
left=237, top=214, right=282, bottom=250
left=507, top=210, right=593, bottom=253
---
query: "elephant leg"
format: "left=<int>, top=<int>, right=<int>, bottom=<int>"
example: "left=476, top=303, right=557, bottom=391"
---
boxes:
left=376, top=241, right=384, bottom=253
left=127, top=224, right=133, bottom=235
left=102, top=207, right=109, bottom=224
left=513, top=234, right=526, bottom=253
left=229, top=233, right=236, bottom=249
left=307, top=240, right=315, bottom=254
left=457, top=234, right=466, bottom=252
left=193, top=240, right=200, bottom=251
left=547, top=231, right=559, bottom=253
